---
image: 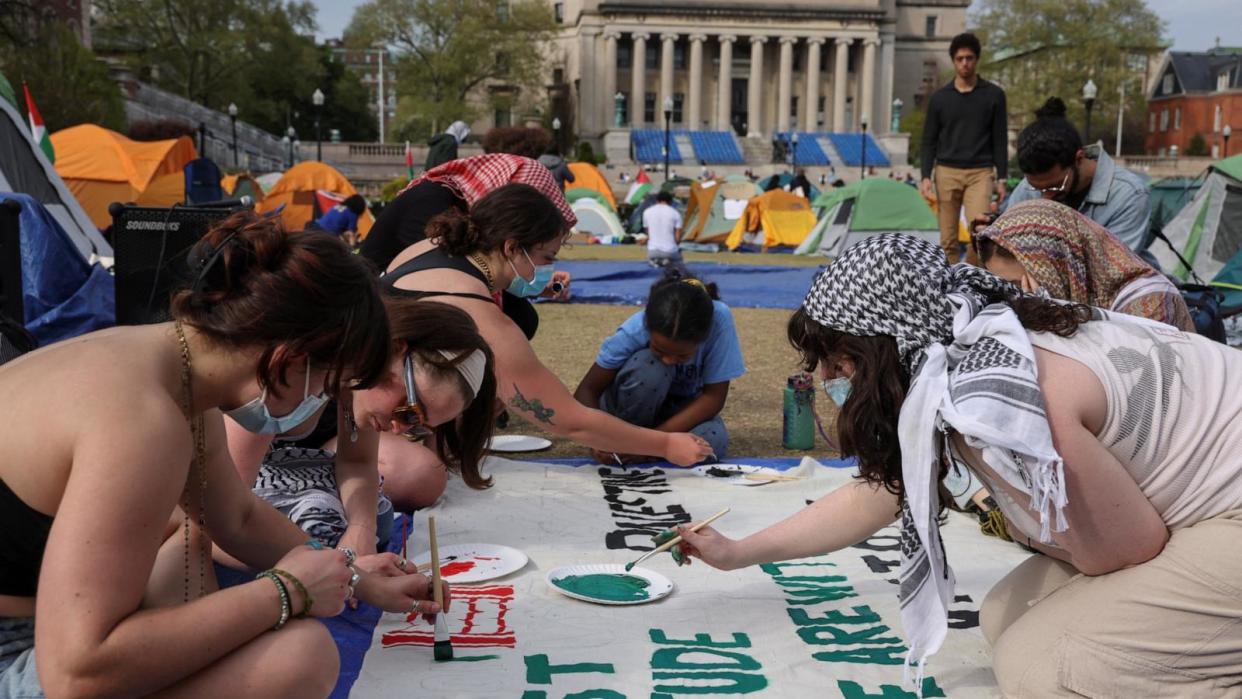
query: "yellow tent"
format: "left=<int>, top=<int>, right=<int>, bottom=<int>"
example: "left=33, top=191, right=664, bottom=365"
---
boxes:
left=221, top=173, right=266, bottom=203
left=135, top=172, right=186, bottom=207
left=255, top=161, right=373, bottom=238
left=50, top=125, right=197, bottom=228
left=724, top=189, right=817, bottom=250
left=567, top=162, right=618, bottom=210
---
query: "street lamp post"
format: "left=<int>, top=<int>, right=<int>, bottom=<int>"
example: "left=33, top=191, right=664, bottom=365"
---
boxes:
left=551, top=116, right=561, bottom=154
left=860, top=116, right=868, bottom=180
left=791, top=129, right=799, bottom=170
left=285, top=125, right=297, bottom=168
left=312, top=88, right=324, bottom=162
left=891, top=98, right=903, bottom=133
left=227, top=103, right=238, bottom=168
left=1225, top=125, right=1233, bottom=158
left=662, top=96, right=673, bottom=181
left=1082, top=79, right=1098, bottom=143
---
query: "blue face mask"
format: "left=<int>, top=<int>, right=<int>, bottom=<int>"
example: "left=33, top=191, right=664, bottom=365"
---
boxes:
left=506, top=248, right=554, bottom=298
left=821, top=376, right=852, bottom=408
left=226, top=357, right=329, bottom=434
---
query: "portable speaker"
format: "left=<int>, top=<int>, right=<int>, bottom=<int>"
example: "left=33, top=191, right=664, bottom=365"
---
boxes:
left=110, top=203, right=245, bottom=325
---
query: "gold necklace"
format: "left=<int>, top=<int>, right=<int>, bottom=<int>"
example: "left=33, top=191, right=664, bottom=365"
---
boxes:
left=468, top=253, right=495, bottom=291
left=174, top=321, right=208, bottom=603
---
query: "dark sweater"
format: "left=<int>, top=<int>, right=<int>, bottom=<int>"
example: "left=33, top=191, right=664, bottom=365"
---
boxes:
left=920, top=78, right=1008, bottom=180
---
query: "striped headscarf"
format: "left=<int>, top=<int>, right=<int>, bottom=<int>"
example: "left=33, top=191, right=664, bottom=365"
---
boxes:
left=402, top=153, right=577, bottom=228
left=977, top=199, right=1153, bottom=308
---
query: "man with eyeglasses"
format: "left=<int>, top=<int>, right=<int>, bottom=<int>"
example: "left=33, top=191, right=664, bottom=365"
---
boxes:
left=920, top=32, right=1009, bottom=265
left=999, top=97, right=1153, bottom=261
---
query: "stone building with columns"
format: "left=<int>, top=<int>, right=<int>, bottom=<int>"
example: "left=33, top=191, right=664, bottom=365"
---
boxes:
left=544, top=0, right=968, bottom=164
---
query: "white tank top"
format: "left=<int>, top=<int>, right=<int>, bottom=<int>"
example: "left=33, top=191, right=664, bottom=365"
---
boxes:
left=1028, top=320, right=1242, bottom=529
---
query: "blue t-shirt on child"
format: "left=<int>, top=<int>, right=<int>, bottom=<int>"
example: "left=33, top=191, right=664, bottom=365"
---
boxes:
left=595, top=300, right=746, bottom=398
left=315, top=204, right=359, bottom=236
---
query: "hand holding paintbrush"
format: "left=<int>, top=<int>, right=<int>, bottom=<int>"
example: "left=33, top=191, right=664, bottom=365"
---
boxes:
left=624, top=508, right=730, bottom=571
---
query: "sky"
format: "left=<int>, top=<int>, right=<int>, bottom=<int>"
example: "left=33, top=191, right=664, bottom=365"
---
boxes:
left=311, top=0, right=1232, bottom=51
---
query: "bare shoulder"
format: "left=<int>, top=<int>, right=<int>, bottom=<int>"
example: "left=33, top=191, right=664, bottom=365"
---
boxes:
left=1033, top=346, right=1108, bottom=437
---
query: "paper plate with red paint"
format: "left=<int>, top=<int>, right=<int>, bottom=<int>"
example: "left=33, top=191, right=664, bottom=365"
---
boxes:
left=411, top=543, right=529, bottom=584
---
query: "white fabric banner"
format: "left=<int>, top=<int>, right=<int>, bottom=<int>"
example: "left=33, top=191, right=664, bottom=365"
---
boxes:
left=350, top=457, right=1029, bottom=698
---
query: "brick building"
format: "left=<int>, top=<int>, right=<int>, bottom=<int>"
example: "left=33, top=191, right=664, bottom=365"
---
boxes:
left=1146, top=47, right=1242, bottom=158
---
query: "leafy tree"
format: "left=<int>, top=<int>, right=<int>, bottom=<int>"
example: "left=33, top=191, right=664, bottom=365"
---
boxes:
left=0, top=20, right=125, bottom=131
left=345, top=0, right=557, bottom=139
left=974, top=0, right=1165, bottom=154
left=1186, top=132, right=1208, bottom=156
left=900, top=105, right=926, bottom=167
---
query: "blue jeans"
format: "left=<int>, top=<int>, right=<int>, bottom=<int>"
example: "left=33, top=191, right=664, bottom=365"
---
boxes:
left=599, top=348, right=728, bottom=459
left=0, top=618, right=41, bottom=698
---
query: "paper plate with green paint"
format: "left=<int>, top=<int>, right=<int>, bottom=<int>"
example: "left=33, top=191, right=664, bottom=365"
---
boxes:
left=546, top=564, right=673, bottom=606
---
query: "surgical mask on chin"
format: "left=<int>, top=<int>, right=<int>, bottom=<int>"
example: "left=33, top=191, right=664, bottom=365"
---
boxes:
left=506, top=248, right=554, bottom=297
left=821, top=376, right=852, bottom=408
left=226, top=357, right=329, bottom=434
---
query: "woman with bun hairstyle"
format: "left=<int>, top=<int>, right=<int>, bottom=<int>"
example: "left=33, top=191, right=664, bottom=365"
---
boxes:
left=0, top=212, right=447, bottom=698
left=383, top=182, right=716, bottom=467
left=225, top=298, right=497, bottom=545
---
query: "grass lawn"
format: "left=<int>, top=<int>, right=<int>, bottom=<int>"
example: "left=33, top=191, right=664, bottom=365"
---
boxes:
left=557, top=241, right=828, bottom=268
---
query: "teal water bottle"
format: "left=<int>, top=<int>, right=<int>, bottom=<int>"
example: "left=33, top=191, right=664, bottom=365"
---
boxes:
left=782, top=373, right=816, bottom=450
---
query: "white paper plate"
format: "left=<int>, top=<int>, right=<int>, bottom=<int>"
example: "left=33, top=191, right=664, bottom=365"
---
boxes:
left=410, top=543, right=529, bottom=584
left=487, top=434, right=553, bottom=452
left=546, top=563, right=673, bottom=606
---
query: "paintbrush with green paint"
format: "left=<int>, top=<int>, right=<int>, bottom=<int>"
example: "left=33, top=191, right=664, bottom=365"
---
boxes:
left=624, top=507, right=730, bottom=571
left=428, top=516, right=453, bottom=661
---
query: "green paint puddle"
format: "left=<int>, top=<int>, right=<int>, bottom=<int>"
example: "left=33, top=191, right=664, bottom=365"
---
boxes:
left=442, top=654, right=499, bottom=662
left=552, top=573, right=650, bottom=602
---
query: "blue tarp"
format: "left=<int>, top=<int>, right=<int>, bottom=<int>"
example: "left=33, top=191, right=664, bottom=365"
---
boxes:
left=3, top=193, right=114, bottom=344
left=548, top=260, right=822, bottom=309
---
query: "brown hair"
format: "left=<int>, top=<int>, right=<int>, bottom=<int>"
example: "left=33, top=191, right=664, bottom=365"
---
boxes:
left=481, top=127, right=551, bottom=159
left=787, top=297, right=1091, bottom=506
left=383, top=296, right=496, bottom=489
left=428, top=183, right=567, bottom=257
left=171, top=211, right=390, bottom=395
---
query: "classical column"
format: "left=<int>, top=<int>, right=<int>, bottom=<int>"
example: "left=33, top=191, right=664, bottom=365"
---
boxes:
left=778, top=36, right=796, bottom=134
left=660, top=33, right=677, bottom=123
left=631, top=32, right=649, bottom=127
left=716, top=35, right=736, bottom=131
left=688, top=34, right=707, bottom=129
left=604, top=32, right=619, bottom=128
left=861, top=37, right=879, bottom=130
left=579, top=28, right=601, bottom=135
left=832, top=37, right=853, bottom=132
left=804, top=38, right=825, bottom=132
left=747, top=36, right=767, bottom=137
left=879, top=31, right=896, bottom=133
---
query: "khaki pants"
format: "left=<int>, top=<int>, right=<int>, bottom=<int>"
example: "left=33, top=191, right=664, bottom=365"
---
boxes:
left=980, top=509, right=1242, bottom=698
left=933, top=165, right=993, bottom=265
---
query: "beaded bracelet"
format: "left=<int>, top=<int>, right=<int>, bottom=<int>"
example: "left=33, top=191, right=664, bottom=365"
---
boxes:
left=272, top=568, right=314, bottom=617
left=257, top=570, right=291, bottom=630
left=305, top=539, right=325, bottom=551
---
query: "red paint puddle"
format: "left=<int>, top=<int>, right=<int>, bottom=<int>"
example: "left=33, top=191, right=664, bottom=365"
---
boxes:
left=441, top=560, right=477, bottom=576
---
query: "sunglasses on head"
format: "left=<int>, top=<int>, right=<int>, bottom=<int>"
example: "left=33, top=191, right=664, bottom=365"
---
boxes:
left=392, top=354, right=433, bottom=442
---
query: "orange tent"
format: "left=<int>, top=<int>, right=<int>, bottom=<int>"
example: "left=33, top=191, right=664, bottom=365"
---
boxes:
left=50, top=125, right=197, bottom=228
left=255, top=161, right=373, bottom=238
left=567, top=162, right=618, bottom=210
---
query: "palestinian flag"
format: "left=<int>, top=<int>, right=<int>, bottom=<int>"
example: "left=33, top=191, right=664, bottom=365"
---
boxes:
left=404, top=140, right=414, bottom=179
left=22, top=83, right=53, bottom=163
left=625, top=169, right=652, bottom=205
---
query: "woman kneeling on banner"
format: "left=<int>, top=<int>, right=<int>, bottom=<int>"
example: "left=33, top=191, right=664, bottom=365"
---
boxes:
left=676, top=233, right=1242, bottom=695
left=0, top=212, right=446, bottom=698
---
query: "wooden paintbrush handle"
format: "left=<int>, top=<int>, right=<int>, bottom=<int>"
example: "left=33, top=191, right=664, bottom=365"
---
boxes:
left=651, top=507, right=731, bottom=555
left=428, top=516, right=443, bottom=607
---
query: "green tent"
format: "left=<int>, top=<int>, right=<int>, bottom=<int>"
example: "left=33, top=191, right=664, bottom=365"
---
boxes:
left=0, top=71, right=15, bottom=108
left=1149, top=176, right=1201, bottom=232
left=796, top=178, right=939, bottom=257
left=1151, top=154, right=1242, bottom=283
left=565, top=187, right=614, bottom=211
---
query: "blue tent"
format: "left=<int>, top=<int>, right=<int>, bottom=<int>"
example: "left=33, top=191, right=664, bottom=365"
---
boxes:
left=2, top=192, right=114, bottom=344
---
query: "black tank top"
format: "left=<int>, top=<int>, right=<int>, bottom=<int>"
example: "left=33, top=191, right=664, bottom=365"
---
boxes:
left=381, top=246, right=496, bottom=305
left=0, top=478, right=53, bottom=597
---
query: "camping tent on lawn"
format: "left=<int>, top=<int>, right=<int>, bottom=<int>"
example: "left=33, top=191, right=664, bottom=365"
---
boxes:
left=565, top=187, right=614, bottom=210
left=50, top=124, right=197, bottom=229
left=724, top=189, right=817, bottom=250
left=255, top=161, right=373, bottom=238
left=0, top=96, right=109, bottom=259
left=221, top=172, right=266, bottom=203
left=796, top=178, right=940, bottom=257
left=254, top=172, right=283, bottom=193
left=571, top=198, right=626, bottom=240
left=1149, top=176, right=1200, bottom=232
left=680, top=175, right=762, bottom=244
left=135, top=159, right=226, bottom=207
left=567, top=162, right=617, bottom=210
left=1150, top=154, right=1242, bottom=283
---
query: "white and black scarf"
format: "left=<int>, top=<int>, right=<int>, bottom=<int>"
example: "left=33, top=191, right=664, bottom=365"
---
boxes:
left=802, top=234, right=1071, bottom=689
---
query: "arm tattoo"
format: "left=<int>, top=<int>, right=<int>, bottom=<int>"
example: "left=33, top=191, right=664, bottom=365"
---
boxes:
left=510, top=384, right=556, bottom=425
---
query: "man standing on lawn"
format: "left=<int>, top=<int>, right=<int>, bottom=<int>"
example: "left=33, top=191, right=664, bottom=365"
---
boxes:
left=920, top=32, right=1008, bottom=264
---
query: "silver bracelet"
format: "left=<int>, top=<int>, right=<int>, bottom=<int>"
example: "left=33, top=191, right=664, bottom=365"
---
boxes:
left=257, top=570, right=291, bottom=630
left=338, top=547, right=357, bottom=566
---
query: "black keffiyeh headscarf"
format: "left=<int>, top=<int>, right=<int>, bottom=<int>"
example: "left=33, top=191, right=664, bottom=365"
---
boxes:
left=802, top=234, right=1071, bottom=689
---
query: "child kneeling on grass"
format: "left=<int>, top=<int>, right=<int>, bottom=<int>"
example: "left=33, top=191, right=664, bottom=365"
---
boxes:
left=574, top=270, right=746, bottom=464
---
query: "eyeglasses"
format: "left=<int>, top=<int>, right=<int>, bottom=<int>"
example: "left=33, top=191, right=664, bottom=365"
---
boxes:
left=1035, top=170, right=1072, bottom=196
left=392, top=354, right=433, bottom=442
